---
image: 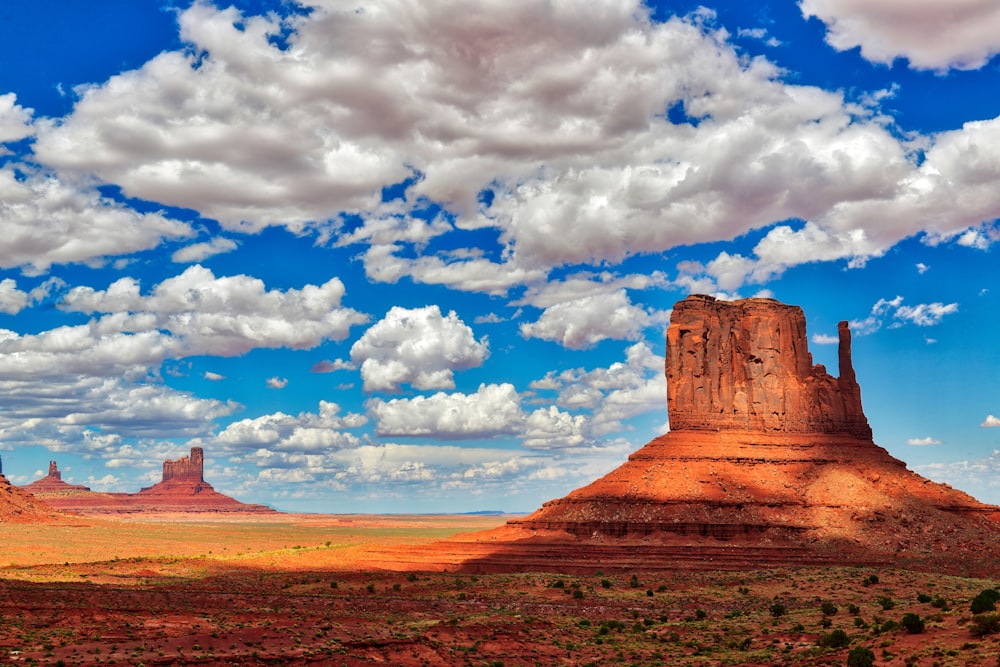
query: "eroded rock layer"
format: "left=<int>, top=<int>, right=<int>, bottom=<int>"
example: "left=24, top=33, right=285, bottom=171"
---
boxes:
left=0, top=472, right=62, bottom=524
left=434, top=295, right=1000, bottom=574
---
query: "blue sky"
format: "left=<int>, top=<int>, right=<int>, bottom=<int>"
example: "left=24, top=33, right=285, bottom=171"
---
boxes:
left=0, top=0, right=998, bottom=513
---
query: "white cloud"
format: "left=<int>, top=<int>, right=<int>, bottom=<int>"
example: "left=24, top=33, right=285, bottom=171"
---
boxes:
left=530, top=342, right=666, bottom=435
left=367, top=383, right=523, bottom=439
left=520, top=289, right=667, bottom=349
left=360, top=243, right=547, bottom=296
left=916, top=262, right=929, bottom=274
left=981, top=414, right=1000, bottom=428
left=203, top=371, right=225, bottom=381
left=0, top=93, right=33, bottom=143
left=310, top=358, right=355, bottom=373
left=850, top=296, right=957, bottom=335
left=171, top=237, right=238, bottom=263
left=212, top=401, right=366, bottom=453
left=32, top=0, right=989, bottom=285
left=907, top=436, right=941, bottom=446
left=61, top=264, right=368, bottom=357
left=266, top=376, right=288, bottom=389
left=801, top=0, right=1000, bottom=70
left=895, top=302, right=958, bottom=326
left=0, top=166, right=194, bottom=274
left=0, top=279, right=29, bottom=315
left=812, top=333, right=839, bottom=345
left=350, top=305, right=488, bottom=392
left=522, top=406, right=589, bottom=450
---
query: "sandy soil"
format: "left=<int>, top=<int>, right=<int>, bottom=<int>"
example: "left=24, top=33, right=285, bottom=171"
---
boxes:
left=1, top=514, right=998, bottom=666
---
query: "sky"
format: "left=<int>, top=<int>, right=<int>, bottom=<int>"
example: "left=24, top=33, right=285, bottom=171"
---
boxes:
left=0, top=0, right=998, bottom=513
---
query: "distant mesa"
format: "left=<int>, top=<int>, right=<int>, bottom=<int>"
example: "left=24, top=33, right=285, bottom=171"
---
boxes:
left=396, top=295, right=1000, bottom=575
left=20, top=447, right=275, bottom=516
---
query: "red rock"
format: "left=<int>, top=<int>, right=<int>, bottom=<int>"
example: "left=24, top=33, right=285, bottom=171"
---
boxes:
left=21, top=448, right=275, bottom=516
left=22, top=461, right=91, bottom=494
left=0, top=457, right=62, bottom=524
left=421, top=295, right=1000, bottom=575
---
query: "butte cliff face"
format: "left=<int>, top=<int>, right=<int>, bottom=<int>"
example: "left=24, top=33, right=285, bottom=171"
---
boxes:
left=421, top=295, right=1000, bottom=575
left=666, top=295, right=871, bottom=439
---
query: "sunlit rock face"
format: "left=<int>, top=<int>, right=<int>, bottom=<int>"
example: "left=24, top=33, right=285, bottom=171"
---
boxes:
left=424, top=295, right=1000, bottom=575
left=666, top=295, right=870, bottom=438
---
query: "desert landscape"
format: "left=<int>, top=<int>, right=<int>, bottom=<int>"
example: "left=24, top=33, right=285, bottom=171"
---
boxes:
left=2, top=296, right=999, bottom=666
left=1, top=514, right=1000, bottom=666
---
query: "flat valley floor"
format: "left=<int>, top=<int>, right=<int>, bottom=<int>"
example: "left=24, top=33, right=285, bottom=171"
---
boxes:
left=1, top=514, right=998, bottom=666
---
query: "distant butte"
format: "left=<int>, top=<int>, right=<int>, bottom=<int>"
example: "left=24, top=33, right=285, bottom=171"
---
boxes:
left=394, top=295, right=1000, bottom=575
left=0, top=455, right=62, bottom=523
left=21, top=448, right=276, bottom=516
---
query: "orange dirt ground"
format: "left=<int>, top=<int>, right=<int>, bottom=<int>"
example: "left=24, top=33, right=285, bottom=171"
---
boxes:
left=1, top=513, right=998, bottom=667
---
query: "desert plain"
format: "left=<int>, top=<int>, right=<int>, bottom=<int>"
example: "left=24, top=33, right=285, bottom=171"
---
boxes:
left=1, top=512, right=999, bottom=667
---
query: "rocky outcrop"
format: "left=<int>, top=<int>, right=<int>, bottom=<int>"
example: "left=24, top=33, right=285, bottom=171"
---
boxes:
left=439, top=295, right=1000, bottom=575
left=22, top=461, right=91, bottom=494
left=161, top=447, right=204, bottom=483
left=21, top=448, right=275, bottom=515
left=0, top=469, right=62, bottom=524
left=666, top=295, right=870, bottom=438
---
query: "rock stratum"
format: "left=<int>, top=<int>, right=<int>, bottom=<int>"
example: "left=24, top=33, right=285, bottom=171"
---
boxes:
left=22, top=448, right=276, bottom=515
left=384, top=295, right=1000, bottom=575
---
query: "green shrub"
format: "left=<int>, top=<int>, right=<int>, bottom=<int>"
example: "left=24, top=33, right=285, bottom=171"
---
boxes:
left=847, top=603, right=860, bottom=615
left=970, top=589, right=1000, bottom=614
left=600, top=579, right=612, bottom=589
left=969, top=613, right=1000, bottom=637
left=821, top=601, right=839, bottom=616
left=877, top=596, right=895, bottom=610
left=770, top=602, right=787, bottom=618
left=901, top=613, right=924, bottom=634
left=629, top=574, right=640, bottom=588
left=817, top=629, right=850, bottom=649
left=846, top=645, right=875, bottom=667
left=916, top=593, right=932, bottom=603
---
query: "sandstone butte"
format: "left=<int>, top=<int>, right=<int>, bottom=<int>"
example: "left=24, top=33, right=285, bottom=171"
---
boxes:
left=18, top=447, right=275, bottom=516
left=382, top=295, right=1000, bottom=575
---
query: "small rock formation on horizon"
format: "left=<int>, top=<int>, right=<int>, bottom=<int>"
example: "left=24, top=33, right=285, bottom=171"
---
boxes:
left=22, top=461, right=92, bottom=494
left=0, top=457, right=63, bottom=524
left=421, top=295, right=1000, bottom=575
left=21, top=447, right=275, bottom=515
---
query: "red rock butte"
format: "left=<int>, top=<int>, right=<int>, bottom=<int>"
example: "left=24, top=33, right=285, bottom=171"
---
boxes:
left=21, top=448, right=275, bottom=515
left=394, top=295, right=1000, bottom=575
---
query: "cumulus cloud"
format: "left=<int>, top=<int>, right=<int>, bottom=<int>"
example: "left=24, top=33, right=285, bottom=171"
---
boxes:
left=350, top=305, right=488, bottom=392
left=801, top=0, right=1000, bottom=70
left=0, top=93, right=33, bottom=143
left=61, top=264, right=369, bottom=357
left=522, top=406, right=589, bottom=450
left=530, top=342, right=666, bottom=435
left=27, top=0, right=1000, bottom=288
left=981, top=415, right=1000, bottom=428
left=0, top=166, right=194, bottom=274
left=212, top=401, right=366, bottom=453
left=520, top=290, right=668, bottom=349
left=266, top=376, right=288, bottom=389
left=203, top=371, right=225, bottom=381
left=367, top=383, right=523, bottom=439
left=907, top=436, right=942, bottom=446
